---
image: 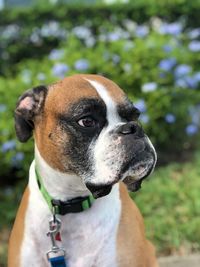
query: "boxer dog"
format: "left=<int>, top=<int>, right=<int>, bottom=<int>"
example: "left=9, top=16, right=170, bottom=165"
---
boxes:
left=8, top=74, right=158, bottom=267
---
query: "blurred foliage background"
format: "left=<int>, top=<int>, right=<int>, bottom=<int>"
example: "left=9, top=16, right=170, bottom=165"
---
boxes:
left=0, top=0, right=200, bottom=266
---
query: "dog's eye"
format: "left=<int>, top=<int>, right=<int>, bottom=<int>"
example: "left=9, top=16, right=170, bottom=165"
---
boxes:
left=78, top=117, right=97, bottom=128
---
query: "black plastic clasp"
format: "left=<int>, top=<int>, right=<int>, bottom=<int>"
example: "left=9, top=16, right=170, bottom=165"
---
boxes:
left=51, top=197, right=90, bottom=216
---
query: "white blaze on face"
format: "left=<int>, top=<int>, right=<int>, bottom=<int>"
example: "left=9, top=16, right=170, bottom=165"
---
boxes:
left=85, top=78, right=125, bottom=184
left=85, top=79, right=121, bottom=126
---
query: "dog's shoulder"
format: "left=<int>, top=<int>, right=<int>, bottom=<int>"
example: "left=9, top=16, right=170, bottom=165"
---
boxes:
left=8, top=187, right=30, bottom=267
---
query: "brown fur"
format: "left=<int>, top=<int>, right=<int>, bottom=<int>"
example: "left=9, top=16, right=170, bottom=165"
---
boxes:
left=117, top=183, right=159, bottom=267
left=8, top=187, right=29, bottom=267
left=10, top=75, right=158, bottom=266
left=79, top=74, right=126, bottom=103
left=34, top=75, right=98, bottom=171
left=35, top=74, right=126, bottom=172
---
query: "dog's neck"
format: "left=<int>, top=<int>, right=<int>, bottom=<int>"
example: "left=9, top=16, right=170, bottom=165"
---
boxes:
left=34, top=146, right=90, bottom=202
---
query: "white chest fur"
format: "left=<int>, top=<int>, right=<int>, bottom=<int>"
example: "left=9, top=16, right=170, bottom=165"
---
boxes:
left=20, top=161, right=121, bottom=267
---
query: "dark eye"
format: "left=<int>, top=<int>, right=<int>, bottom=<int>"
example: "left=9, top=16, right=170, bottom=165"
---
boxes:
left=78, top=117, right=97, bottom=127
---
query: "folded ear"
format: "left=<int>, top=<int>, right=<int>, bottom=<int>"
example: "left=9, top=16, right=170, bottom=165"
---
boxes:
left=14, top=85, right=48, bottom=142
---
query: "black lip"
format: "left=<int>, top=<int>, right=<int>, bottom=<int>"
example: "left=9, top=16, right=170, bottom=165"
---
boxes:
left=123, top=160, right=155, bottom=192
left=86, top=183, right=113, bottom=199
left=127, top=179, right=142, bottom=192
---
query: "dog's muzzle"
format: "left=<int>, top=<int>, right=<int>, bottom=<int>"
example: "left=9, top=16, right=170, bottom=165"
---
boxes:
left=86, top=122, right=156, bottom=198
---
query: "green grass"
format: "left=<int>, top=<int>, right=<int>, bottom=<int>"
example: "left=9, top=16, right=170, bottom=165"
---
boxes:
left=133, top=151, right=200, bottom=255
left=1, top=152, right=200, bottom=266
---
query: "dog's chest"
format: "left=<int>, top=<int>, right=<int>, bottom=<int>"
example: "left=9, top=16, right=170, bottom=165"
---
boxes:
left=21, top=183, right=121, bottom=267
left=61, top=207, right=119, bottom=267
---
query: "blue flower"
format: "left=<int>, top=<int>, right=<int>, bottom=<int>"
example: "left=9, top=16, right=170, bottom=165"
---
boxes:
left=85, top=36, right=96, bottom=48
left=165, top=113, right=176, bottom=123
left=123, top=63, right=132, bottom=73
left=74, top=59, right=89, bottom=71
left=123, top=41, right=135, bottom=51
left=140, top=114, right=149, bottom=124
left=30, top=31, right=41, bottom=44
left=187, top=28, right=200, bottom=39
left=142, top=82, right=157, bottom=93
left=160, top=22, right=182, bottom=36
left=41, top=21, right=66, bottom=39
left=2, top=24, right=20, bottom=40
left=174, top=64, right=192, bottom=78
left=103, top=51, right=111, bottom=60
left=193, top=72, right=200, bottom=82
left=112, top=54, right=121, bottom=64
left=1, top=140, right=16, bottom=152
left=4, top=187, right=13, bottom=196
left=0, top=104, right=6, bottom=112
left=175, top=75, right=199, bottom=89
left=52, top=63, right=69, bottom=78
left=107, top=32, right=121, bottom=41
left=159, top=58, right=176, bottom=71
left=185, top=76, right=198, bottom=89
left=73, top=26, right=91, bottom=40
left=163, top=44, right=173, bottom=53
left=135, top=25, right=149, bottom=38
left=11, top=152, right=25, bottom=167
left=185, top=124, right=198, bottom=136
left=49, top=49, right=64, bottom=60
left=15, top=152, right=24, bottom=161
left=188, top=105, right=200, bottom=125
left=134, top=99, right=146, bottom=113
left=21, top=69, right=31, bottom=84
left=175, top=79, right=187, bottom=88
left=159, top=73, right=166, bottom=79
left=188, top=41, right=200, bottom=52
left=106, top=29, right=129, bottom=42
left=37, top=73, right=46, bottom=81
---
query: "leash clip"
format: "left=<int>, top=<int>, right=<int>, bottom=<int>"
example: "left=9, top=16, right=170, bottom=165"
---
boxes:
left=46, top=216, right=66, bottom=264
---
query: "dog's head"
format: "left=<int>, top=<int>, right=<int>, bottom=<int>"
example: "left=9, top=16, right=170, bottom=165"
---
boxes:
left=15, top=74, right=156, bottom=198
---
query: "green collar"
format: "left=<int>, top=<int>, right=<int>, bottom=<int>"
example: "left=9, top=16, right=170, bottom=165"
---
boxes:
left=35, top=167, right=95, bottom=215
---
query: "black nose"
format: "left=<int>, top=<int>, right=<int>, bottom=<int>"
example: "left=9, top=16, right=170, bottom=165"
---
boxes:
left=86, top=182, right=112, bottom=199
left=117, top=122, right=139, bottom=135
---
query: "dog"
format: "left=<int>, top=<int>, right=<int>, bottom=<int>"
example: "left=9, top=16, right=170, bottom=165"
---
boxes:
left=8, top=74, right=158, bottom=267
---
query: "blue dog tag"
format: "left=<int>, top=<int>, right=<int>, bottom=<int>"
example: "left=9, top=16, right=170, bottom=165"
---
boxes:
left=49, top=255, right=67, bottom=267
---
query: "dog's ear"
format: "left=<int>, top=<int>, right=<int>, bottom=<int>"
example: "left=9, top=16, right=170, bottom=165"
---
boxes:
left=14, top=85, right=48, bottom=142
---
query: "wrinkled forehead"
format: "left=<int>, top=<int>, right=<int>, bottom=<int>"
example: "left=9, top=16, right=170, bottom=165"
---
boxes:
left=46, top=74, right=126, bottom=113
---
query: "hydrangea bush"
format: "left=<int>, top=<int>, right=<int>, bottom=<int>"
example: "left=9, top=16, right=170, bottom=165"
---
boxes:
left=0, top=3, right=200, bottom=181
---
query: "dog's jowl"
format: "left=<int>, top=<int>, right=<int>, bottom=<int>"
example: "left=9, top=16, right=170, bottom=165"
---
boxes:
left=8, top=74, right=159, bottom=267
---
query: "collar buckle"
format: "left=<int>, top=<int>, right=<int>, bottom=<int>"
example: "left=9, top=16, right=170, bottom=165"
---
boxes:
left=51, top=196, right=92, bottom=215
